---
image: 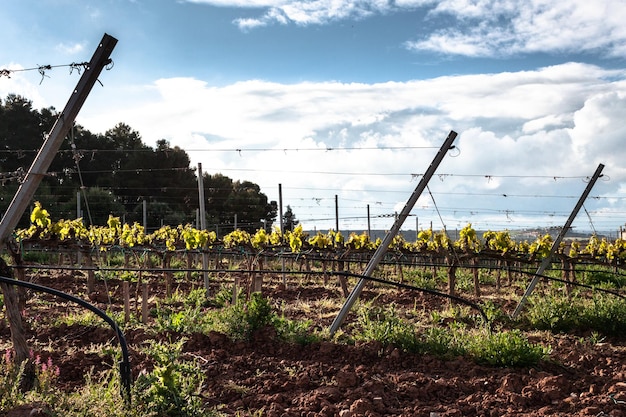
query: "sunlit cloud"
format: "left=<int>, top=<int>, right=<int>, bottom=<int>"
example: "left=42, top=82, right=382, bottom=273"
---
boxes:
left=187, top=0, right=626, bottom=57
left=408, top=0, right=626, bottom=57
left=75, top=62, right=626, bottom=230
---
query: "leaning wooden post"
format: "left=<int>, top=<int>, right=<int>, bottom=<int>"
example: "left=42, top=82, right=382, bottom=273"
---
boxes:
left=513, top=163, right=605, bottom=318
left=0, top=33, right=118, bottom=388
left=330, top=131, right=458, bottom=335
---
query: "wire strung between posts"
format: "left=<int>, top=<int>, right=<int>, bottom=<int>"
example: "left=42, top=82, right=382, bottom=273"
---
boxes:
left=0, top=145, right=439, bottom=155
left=0, top=62, right=91, bottom=84
left=426, top=184, right=464, bottom=267
left=69, top=126, right=94, bottom=226
left=583, top=204, right=598, bottom=236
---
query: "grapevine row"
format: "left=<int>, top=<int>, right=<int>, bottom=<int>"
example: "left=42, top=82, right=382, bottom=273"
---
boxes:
left=14, top=202, right=626, bottom=268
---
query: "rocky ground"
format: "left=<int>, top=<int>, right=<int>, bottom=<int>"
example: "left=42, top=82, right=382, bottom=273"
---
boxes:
left=2, top=270, right=626, bottom=416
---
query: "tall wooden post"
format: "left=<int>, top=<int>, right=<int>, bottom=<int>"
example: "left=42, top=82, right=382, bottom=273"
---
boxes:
left=198, top=163, right=210, bottom=295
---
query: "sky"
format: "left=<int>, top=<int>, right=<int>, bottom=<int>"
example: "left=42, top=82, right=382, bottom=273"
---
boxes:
left=2, top=0, right=626, bottom=235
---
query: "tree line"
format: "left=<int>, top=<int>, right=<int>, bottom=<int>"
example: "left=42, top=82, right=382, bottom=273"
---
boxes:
left=0, top=94, right=278, bottom=233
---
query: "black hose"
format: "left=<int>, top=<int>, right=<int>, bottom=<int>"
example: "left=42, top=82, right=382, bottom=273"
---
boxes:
left=0, top=275, right=132, bottom=405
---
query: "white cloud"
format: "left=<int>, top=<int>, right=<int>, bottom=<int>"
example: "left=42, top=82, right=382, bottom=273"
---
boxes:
left=74, top=62, right=626, bottom=231
left=569, top=89, right=626, bottom=172
left=409, top=0, right=626, bottom=57
left=189, top=0, right=422, bottom=28
left=186, top=0, right=626, bottom=57
left=55, top=41, right=86, bottom=56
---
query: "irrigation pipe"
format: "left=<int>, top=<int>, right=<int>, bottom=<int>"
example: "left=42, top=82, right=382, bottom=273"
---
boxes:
left=10, top=260, right=625, bottom=332
left=10, top=264, right=491, bottom=329
left=15, top=261, right=625, bottom=301
left=0, top=274, right=132, bottom=405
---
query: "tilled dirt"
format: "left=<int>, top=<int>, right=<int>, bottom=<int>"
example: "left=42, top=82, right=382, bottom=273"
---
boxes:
left=2, top=271, right=626, bottom=416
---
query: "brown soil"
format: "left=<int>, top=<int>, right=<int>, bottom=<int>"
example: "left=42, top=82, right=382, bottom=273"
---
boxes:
left=2, top=269, right=626, bottom=416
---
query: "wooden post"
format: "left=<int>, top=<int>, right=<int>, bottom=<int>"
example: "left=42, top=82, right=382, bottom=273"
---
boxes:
left=163, top=252, right=172, bottom=298
left=142, top=283, right=149, bottom=324
left=232, top=275, right=239, bottom=305
left=447, top=261, right=457, bottom=298
left=123, top=281, right=130, bottom=323
left=84, top=250, right=96, bottom=294
left=472, top=257, right=481, bottom=297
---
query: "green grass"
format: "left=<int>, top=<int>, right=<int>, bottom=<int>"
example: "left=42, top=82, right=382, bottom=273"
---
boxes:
left=525, top=291, right=626, bottom=336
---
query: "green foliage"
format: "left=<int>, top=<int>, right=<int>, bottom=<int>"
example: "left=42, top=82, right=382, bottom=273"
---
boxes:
left=218, top=292, right=274, bottom=340
left=465, top=330, right=549, bottom=367
left=211, top=285, right=243, bottom=308
left=418, top=326, right=461, bottom=356
left=154, top=303, right=213, bottom=334
left=404, top=269, right=441, bottom=290
left=350, top=303, right=546, bottom=367
left=354, top=304, right=419, bottom=352
left=274, top=316, right=320, bottom=345
left=525, top=294, right=581, bottom=333
left=525, top=292, right=626, bottom=336
left=480, top=300, right=511, bottom=327
left=21, top=249, right=57, bottom=264
left=133, top=339, right=208, bottom=417
left=582, top=294, right=626, bottom=336
left=583, top=269, right=626, bottom=289
left=54, top=310, right=108, bottom=328
left=184, top=288, right=210, bottom=308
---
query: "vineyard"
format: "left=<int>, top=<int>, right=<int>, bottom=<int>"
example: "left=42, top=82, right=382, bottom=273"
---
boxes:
left=2, top=203, right=626, bottom=416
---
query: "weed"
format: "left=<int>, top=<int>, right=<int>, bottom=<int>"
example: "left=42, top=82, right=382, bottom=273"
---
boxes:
left=584, top=269, right=626, bottom=289
left=465, top=329, right=549, bottom=367
left=525, top=292, right=626, bottom=336
left=525, top=294, right=581, bottom=333
left=418, top=326, right=462, bottom=357
left=0, top=349, right=27, bottom=411
left=404, top=269, right=440, bottom=290
left=217, top=292, right=274, bottom=341
left=211, top=284, right=243, bottom=308
left=583, top=294, right=626, bottom=336
left=274, top=316, right=320, bottom=345
left=354, top=303, right=419, bottom=352
left=154, top=303, right=213, bottom=334
left=134, top=339, right=208, bottom=417
left=0, top=349, right=62, bottom=413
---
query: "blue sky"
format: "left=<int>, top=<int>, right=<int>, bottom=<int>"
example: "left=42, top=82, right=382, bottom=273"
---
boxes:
left=2, top=0, right=626, bottom=235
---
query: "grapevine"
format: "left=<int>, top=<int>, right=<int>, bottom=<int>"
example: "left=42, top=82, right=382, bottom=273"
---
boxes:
left=14, top=203, right=626, bottom=274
